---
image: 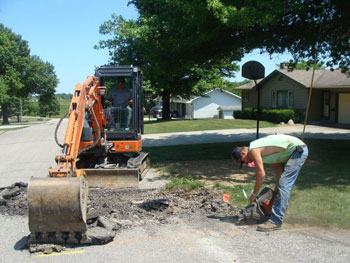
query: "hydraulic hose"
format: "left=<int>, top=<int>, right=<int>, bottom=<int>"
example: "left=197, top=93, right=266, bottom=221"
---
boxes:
left=54, top=111, right=68, bottom=148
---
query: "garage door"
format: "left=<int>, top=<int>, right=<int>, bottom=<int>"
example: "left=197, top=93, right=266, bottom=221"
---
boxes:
left=338, top=93, right=350, bottom=124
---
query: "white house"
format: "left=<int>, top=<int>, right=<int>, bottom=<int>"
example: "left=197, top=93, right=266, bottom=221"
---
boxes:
left=154, top=88, right=242, bottom=119
left=178, top=88, right=241, bottom=119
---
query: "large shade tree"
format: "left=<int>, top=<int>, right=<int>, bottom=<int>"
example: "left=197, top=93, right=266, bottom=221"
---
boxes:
left=0, top=24, right=59, bottom=124
left=96, top=14, right=239, bottom=120
left=98, top=1, right=350, bottom=119
left=129, top=0, right=350, bottom=71
left=0, top=24, right=29, bottom=124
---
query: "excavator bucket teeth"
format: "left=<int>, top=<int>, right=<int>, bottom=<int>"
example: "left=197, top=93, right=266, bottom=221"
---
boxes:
left=28, top=177, right=89, bottom=244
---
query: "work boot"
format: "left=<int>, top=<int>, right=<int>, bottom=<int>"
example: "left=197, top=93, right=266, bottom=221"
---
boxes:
left=257, top=221, right=281, bottom=232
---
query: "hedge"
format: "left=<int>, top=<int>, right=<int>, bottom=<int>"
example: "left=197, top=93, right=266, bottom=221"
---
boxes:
left=234, top=108, right=302, bottom=123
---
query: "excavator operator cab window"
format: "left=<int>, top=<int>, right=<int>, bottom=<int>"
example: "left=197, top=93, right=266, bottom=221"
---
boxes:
left=102, top=76, right=134, bottom=132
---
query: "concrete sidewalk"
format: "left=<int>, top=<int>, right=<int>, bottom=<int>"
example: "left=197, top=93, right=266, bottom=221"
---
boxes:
left=142, top=124, right=350, bottom=147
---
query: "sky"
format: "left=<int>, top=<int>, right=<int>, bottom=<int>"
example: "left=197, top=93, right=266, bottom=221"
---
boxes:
left=1, top=0, right=293, bottom=94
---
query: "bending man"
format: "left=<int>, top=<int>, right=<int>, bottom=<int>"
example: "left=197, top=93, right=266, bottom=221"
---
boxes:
left=231, top=134, right=308, bottom=232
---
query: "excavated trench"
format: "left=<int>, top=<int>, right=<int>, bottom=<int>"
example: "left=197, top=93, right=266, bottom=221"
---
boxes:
left=0, top=182, right=238, bottom=253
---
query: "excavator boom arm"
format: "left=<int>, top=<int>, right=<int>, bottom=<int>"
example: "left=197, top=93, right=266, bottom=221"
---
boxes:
left=51, top=76, right=105, bottom=177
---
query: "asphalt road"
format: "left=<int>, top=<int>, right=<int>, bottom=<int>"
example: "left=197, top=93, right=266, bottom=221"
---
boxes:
left=0, top=119, right=349, bottom=262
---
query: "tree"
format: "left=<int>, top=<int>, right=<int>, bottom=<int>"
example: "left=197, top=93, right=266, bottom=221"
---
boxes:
left=0, top=24, right=59, bottom=124
left=0, top=24, right=29, bottom=124
left=98, top=1, right=350, bottom=119
left=96, top=14, right=239, bottom=120
left=39, top=92, right=59, bottom=117
left=220, top=80, right=250, bottom=96
left=130, top=0, right=350, bottom=72
left=25, top=56, right=59, bottom=115
left=277, top=61, right=326, bottom=71
left=23, top=97, right=40, bottom=116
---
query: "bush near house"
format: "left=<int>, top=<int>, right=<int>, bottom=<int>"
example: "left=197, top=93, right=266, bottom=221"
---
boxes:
left=234, top=108, right=301, bottom=123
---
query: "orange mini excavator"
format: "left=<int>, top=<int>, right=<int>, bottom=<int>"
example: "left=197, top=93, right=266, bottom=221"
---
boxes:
left=27, top=65, right=150, bottom=244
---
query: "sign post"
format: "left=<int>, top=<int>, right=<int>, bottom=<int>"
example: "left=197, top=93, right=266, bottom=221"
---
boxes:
left=242, top=61, right=265, bottom=139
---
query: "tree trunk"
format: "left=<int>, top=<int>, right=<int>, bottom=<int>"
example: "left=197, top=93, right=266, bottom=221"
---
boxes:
left=1, top=104, right=10, bottom=125
left=162, top=89, right=171, bottom=120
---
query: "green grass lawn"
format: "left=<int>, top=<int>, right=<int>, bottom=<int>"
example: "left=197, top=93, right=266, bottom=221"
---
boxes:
left=144, top=139, right=350, bottom=229
left=57, top=99, right=71, bottom=117
left=144, top=119, right=276, bottom=134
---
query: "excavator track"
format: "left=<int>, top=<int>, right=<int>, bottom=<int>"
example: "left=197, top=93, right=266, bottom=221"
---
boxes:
left=28, top=177, right=89, bottom=244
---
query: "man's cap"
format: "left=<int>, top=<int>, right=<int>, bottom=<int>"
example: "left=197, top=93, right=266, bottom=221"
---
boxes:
left=117, top=77, right=126, bottom=83
left=231, top=146, right=243, bottom=168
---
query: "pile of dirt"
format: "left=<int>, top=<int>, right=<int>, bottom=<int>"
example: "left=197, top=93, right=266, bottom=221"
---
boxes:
left=0, top=182, right=238, bottom=225
left=0, top=182, right=28, bottom=216
left=1, top=182, right=238, bottom=253
left=87, top=187, right=238, bottom=229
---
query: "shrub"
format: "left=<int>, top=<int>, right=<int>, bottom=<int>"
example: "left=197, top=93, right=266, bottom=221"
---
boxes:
left=234, top=108, right=301, bottom=123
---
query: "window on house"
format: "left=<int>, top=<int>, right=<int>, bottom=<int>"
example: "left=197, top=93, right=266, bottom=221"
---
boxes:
left=272, top=90, right=294, bottom=108
left=242, top=91, right=249, bottom=102
left=272, top=91, right=276, bottom=107
left=288, top=91, right=294, bottom=108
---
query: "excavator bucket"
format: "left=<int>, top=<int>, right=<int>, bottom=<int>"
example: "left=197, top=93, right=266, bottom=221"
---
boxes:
left=27, top=177, right=89, bottom=244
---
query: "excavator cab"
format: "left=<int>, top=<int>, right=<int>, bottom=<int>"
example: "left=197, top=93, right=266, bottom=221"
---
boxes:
left=27, top=65, right=149, bottom=244
left=96, top=65, right=144, bottom=138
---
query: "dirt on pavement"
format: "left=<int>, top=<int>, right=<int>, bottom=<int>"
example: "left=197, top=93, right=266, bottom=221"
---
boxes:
left=0, top=181, right=238, bottom=253
left=0, top=182, right=237, bottom=219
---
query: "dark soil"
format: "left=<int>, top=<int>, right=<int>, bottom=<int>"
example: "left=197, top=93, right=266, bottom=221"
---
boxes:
left=0, top=182, right=28, bottom=216
left=1, top=182, right=239, bottom=253
left=87, top=187, right=238, bottom=229
left=0, top=182, right=238, bottom=225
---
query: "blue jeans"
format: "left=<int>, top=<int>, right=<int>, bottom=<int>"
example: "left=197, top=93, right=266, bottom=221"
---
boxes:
left=269, top=146, right=309, bottom=225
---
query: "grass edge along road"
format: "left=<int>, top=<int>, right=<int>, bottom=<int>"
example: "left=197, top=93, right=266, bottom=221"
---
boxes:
left=144, top=139, right=350, bottom=229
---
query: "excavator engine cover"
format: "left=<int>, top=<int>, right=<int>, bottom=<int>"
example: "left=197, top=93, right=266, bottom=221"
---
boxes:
left=28, top=177, right=89, bottom=244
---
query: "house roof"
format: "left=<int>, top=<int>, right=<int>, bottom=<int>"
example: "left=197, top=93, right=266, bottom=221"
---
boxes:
left=236, top=69, right=350, bottom=90
left=188, top=88, right=241, bottom=103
